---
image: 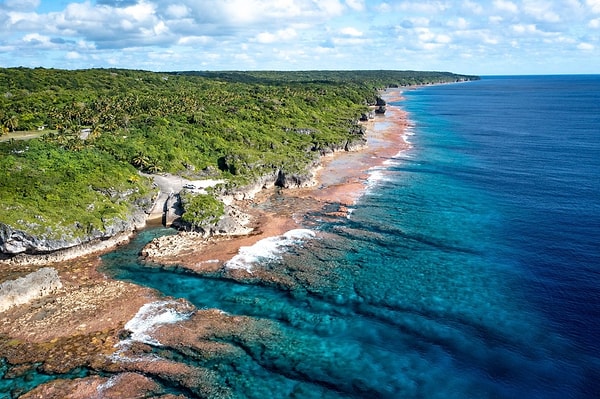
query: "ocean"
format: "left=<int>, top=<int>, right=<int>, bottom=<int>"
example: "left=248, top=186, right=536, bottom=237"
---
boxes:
left=7, top=75, right=599, bottom=398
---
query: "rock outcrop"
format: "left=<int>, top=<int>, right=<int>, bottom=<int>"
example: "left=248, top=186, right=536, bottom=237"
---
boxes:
left=0, top=267, right=62, bottom=312
left=0, top=213, right=145, bottom=256
left=0, top=232, right=132, bottom=267
left=172, top=204, right=253, bottom=238
left=196, top=134, right=367, bottom=236
left=275, top=168, right=317, bottom=189
left=0, top=123, right=367, bottom=261
left=0, top=193, right=153, bottom=256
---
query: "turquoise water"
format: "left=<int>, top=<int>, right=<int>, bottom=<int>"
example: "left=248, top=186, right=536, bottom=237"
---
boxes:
left=6, top=76, right=598, bottom=397
left=100, top=76, right=600, bottom=397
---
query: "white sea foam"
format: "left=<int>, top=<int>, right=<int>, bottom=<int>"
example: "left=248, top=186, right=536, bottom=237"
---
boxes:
left=362, top=166, right=398, bottom=199
left=123, top=300, right=191, bottom=346
left=224, top=229, right=316, bottom=272
left=96, top=375, right=119, bottom=395
left=383, top=157, right=402, bottom=167
left=110, top=300, right=192, bottom=363
left=366, top=168, right=394, bottom=187
left=346, top=207, right=355, bottom=219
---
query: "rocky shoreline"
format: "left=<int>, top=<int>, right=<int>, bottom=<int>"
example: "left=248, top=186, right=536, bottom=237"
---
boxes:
left=0, top=89, right=409, bottom=398
left=0, top=112, right=366, bottom=266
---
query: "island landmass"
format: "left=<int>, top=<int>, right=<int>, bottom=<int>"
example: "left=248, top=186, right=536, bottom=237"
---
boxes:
left=0, top=69, right=478, bottom=398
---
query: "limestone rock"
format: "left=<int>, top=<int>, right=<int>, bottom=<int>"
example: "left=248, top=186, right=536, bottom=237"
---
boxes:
left=0, top=206, right=148, bottom=256
left=275, top=169, right=316, bottom=188
left=174, top=204, right=253, bottom=238
left=0, top=267, right=62, bottom=312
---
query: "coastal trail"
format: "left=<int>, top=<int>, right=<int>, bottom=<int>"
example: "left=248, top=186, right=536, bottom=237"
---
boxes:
left=143, top=173, right=224, bottom=225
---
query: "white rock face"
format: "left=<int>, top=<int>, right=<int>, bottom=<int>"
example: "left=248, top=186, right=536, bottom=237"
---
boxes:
left=0, top=267, right=62, bottom=313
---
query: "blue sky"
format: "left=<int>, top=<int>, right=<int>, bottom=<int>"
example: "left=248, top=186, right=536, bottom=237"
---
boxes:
left=1, top=0, right=598, bottom=75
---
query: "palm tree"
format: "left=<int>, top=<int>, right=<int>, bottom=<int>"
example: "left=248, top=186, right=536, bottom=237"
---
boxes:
left=147, top=162, right=163, bottom=174
left=5, top=115, right=18, bottom=132
left=131, top=153, right=150, bottom=169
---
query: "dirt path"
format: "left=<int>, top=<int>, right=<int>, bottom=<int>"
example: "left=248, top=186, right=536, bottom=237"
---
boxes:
left=142, top=173, right=225, bottom=223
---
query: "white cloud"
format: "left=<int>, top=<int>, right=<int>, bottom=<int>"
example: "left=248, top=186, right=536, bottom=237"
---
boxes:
left=255, top=28, right=298, bottom=44
left=66, top=51, right=81, bottom=59
left=142, top=20, right=168, bottom=36
left=453, top=28, right=499, bottom=46
left=494, top=0, right=519, bottom=13
left=577, top=42, right=595, bottom=50
left=511, top=24, right=541, bottom=34
left=319, top=0, right=345, bottom=15
left=587, top=0, right=600, bottom=13
left=45, top=0, right=175, bottom=48
left=5, top=10, right=42, bottom=28
left=376, top=2, right=392, bottom=12
left=0, top=0, right=598, bottom=74
left=255, top=32, right=277, bottom=44
left=462, top=0, right=484, bottom=14
left=165, top=4, right=189, bottom=19
left=396, top=1, right=450, bottom=14
left=331, top=37, right=368, bottom=46
left=404, top=26, right=454, bottom=50
left=177, top=35, right=213, bottom=46
left=176, top=0, right=346, bottom=29
left=522, top=0, right=561, bottom=23
left=436, top=33, right=452, bottom=44
left=401, top=17, right=431, bottom=28
left=22, top=32, right=55, bottom=48
left=22, top=32, right=45, bottom=42
left=345, top=0, right=365, bottom=11
left=448, top=17, right=469, bottom=29
left=340, top=27, right=363, bottom=37
left=484, top=35, right=500, bottom=45
left=126, top=1, right=155, bottom=21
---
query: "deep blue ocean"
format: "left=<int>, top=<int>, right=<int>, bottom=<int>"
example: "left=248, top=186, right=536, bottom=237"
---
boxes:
left=7, top=75, right=598, bottom=398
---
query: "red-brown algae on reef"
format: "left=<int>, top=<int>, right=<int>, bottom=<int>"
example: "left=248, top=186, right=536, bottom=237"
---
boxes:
left=0, top=90, right=410, bottom=398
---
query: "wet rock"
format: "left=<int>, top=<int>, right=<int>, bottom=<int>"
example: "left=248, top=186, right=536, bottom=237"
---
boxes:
left=19, top=373, right=168, bottom=399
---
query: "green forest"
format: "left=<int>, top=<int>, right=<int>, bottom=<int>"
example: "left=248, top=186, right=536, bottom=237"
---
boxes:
left=0, top=68, right=477, bottom=243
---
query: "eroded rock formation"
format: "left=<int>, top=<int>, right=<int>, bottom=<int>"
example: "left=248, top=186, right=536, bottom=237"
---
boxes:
left=0, top=267, right=62, bottom=312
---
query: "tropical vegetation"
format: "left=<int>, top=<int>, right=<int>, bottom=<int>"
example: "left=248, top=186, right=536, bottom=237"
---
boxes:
left=0, top=67, right=478, bottom=242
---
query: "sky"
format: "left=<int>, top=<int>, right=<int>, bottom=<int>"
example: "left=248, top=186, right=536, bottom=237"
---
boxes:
left=0, top=0, right=599, bottom=75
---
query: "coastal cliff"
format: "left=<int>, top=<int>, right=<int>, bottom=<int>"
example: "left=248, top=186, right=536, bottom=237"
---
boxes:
left=0, top=188, right=155, bottom=258
left=0, top=68, right=478, bottom=263
left=0, top=208, right=148, bottom=256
